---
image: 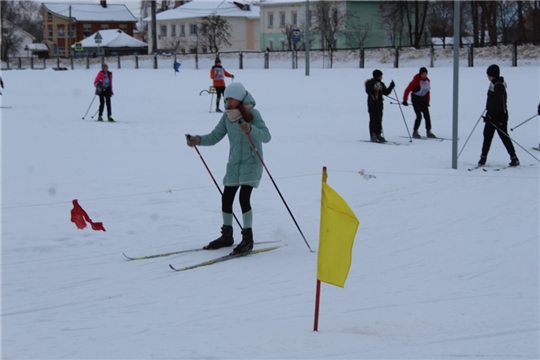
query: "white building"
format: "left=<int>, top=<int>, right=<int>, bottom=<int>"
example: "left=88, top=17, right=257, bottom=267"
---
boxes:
left=146, top=0, right=260, bottom=54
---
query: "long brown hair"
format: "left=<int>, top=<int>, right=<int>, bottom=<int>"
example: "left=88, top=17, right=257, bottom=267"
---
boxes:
left=238, top=103, right=254, bottom=122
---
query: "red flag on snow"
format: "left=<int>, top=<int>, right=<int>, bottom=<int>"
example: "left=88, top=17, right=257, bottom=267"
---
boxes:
left=70, top=199, right=106, bottom=231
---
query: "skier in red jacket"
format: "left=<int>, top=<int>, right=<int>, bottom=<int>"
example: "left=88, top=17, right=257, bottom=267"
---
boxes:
left=403, top=67, right=435, bottom=139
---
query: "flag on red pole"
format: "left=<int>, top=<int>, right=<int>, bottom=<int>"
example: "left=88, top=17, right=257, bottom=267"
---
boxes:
left=70, top=199, right=106, bottom=231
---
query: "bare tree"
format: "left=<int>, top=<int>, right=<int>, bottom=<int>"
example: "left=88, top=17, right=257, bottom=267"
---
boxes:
left=197, top=15, right=232, bottom=53
left=312, top=0, right=347, bottom=67
left=1, top=0, right=42, bottom=60
left=429, top=1, right=453, bottom=48
left=344, top=14, right=372, bottom=50
left=1, top=22, right=24, bottom=61
left=379, top=1, right=406, bottom=47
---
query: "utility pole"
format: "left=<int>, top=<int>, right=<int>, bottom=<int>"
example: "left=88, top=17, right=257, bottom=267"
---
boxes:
left=69, top=5, right=72, bottom=58
left=151, top=1, right=157, bottom=53
left=305, top=0, right=310, bottom=76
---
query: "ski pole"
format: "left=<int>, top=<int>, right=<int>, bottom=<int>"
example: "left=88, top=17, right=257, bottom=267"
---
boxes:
left=91, top=109, right=99, bottom=119
left=82, top=94, right=97, bottom=119
left=510, top=114, right=538, bottom=131
left=241, top=126, right=314, bottom=252
left=185, top=134, right=243, bottom=230
left=489, top=121, right=540, bottom=162
left=392, top=87, right=412, bottom=142
left=458, top=110, right=485, bottom=159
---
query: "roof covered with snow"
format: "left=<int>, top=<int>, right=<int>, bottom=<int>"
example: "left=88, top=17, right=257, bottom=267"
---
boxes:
left=148, top=0, right=260, bottom=22
left=42, top=3, right=137, bottom=22
left=72, top=29, right=147, bottom=48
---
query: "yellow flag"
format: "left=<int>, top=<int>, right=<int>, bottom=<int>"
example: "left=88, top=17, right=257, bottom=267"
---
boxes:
left=317, top=182, right=359, bottom=288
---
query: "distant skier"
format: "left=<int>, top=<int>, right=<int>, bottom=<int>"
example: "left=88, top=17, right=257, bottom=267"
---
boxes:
left=402, top=67, right=436, bottom=139
left=210, top=58, right=234, bottom=113
left=365, top=69, right=395, bottom=143
left=93, top=63, right=114, bottom=122
left=186, top=83, right=271, bottom=255
left=478, top=64, right=519, bottom=167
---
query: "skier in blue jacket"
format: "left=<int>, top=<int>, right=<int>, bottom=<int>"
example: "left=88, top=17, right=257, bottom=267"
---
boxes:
left=186, top=82, right=271, bottom=255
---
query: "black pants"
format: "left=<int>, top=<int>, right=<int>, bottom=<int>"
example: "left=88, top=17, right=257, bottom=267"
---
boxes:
left=215, top=86, right=225, bottom=108
left=222, top=185, right=253, bottom=214
left=412, top=96, right=431, bottom=131
left=368, top=103, right=383, bottom=135
left=481, top=121, right=516, bottom=158
left=99, top=87, right=112, bottom=116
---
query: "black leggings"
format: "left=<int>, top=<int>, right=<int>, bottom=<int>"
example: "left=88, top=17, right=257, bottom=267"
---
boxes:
left=222, top=185, right=253, bottom=213
left=215, top=86, right=225, bottom=106
left=99, top=87, right=112, bottom=116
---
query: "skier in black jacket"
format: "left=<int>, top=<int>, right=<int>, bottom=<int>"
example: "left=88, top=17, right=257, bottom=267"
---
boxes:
left=365, top=69, right=395, bottom=143
left=478, top=64, right=519, bottom=167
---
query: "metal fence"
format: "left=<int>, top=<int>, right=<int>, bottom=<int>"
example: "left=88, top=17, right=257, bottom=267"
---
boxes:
left=2, top=42, right=539, bottom=71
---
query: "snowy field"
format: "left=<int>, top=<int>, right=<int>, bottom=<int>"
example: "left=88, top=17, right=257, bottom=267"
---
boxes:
left=1, top=57, right=539, bottom=359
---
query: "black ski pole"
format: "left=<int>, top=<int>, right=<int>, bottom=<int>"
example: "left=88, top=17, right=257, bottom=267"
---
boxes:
left=489, top=122, right=540, bottom=162
left=458, top=110, right=485, bottom=159
left=91, top=109, right=99, bottom=119
left=242, top=126, right=314, bottom=252
left=185, top=134, right=243, bottom=230
left=82, top=94, right=97, bottom=120
left=392, top=87, right=412, bottom=142
left=510, top=114, right=538, bottom=131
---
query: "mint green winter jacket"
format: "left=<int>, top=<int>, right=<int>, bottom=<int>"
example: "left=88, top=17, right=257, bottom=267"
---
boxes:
left=198, top=92, right=271, bottom=188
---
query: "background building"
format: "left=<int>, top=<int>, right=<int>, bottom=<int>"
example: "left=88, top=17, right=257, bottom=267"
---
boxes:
left=41, top=1, right=137, bottom=58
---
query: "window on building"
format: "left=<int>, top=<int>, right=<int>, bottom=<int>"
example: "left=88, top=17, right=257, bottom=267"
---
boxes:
left=171, top=24, right=176, bottom=36
left=202, top=46, right=207, bottom=53
left=68, top=27, right=75, bottom=38
left=190, top=24, right=197, bottom=35
left=180, top=48, right=186, bottom=54
left=292, top=12, right=297, bottom=25
left=268, top=13, right=273, bottom=28
left=279, top=12, right=285, bottom=27
left=268, top=39, right=273, bottom=51
left=58, top=47, right=65, bottom=56
left=160, top=25, right=167, bottom=36
left=332, top=9, right=338, bottom=25
left=83, top=26, right=91, bottom=37
left=57, top=27, right=65, bottom=37
left=47, top=12, right=52, bottom=21
left=101, top=24, right=109, bottom=30
left=280, top=40, right=286, bottom=50
left=180, top=24, right=185, bottom=36
left=189, top=47, right=197, bottom=54
left=120, top=25, right=127, bottom=33
left=48, top=26, right=53, bottom=37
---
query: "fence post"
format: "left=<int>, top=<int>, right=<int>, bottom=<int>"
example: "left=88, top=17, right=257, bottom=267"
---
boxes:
left=43, top=57, right=46, bottom=69
left=195, top=51, right=199, bottom=70
left=467, top=44, right=474, bottom=67
left=70, top=56, right=74, bottom=70
left=359, top=48, right=364, bottom=68
left=264, top=50, right=269, bottom=69
left=239, top=51, right=243, bottom=69
left=512, top=42, right=517, bottom=67
left=117, top=55, right=121, bottom=69
left=394, top=47, right=399, bottom=68
left=135, top=54, right=139, bottom=69
left=153, top=54, right=157, bottom=69
left=31, top=56, right=34, bottom=69
left=430, top=45, right=435, bottom=68
left=86, top=56, right=89, bottom=69
left=6, top=57, right=10, bottom=69
left=18, top=57, right=22, bottom=69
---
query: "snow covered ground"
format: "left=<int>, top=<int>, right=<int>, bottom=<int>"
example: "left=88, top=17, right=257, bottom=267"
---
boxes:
left=1, top=57, right=539, bottom=359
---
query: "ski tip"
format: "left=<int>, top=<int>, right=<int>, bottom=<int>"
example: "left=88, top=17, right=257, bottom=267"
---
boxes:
left=122, top=253, right=136, bottom=260
left=169, top=264, right=177, bottom=271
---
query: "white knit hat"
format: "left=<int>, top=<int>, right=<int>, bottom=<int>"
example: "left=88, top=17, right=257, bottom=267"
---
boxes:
left=224, top=82, right=247, bottom=101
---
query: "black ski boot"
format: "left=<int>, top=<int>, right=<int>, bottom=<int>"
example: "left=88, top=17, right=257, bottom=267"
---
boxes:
left=203, top=225, right=234, bottom=249
left=377, top=134, right=387, bottom=143
left=412, top=130, right=421, bottom=139
left=509, top=156, right=520, bottom=167
left=478, top=156, right=487, bottom=166
left=230, top=228, right=254, bottom=255
left=370, top=133, right=379, bottom=142
left=216, top=107, right=223, bottom=113
left=426, top=130, right=437, bottom=138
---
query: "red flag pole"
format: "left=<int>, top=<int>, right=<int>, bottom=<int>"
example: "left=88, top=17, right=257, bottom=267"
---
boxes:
left=314, top=166, right=327, bottom=331
left=314, top=279, right=321, bottom=331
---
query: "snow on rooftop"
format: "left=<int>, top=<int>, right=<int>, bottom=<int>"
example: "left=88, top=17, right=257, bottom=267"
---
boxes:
left=149, top=0, right=260, bottom=22
left=72, top=29, right=146, bottom=48
left=42, top=3, right=137, bottom=22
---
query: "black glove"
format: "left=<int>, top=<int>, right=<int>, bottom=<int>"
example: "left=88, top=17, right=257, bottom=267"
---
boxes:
left=231, top=75, right=235, bottom=79
left=482, top=115, right=490, bottom=122
left=402, top=101, right=408, bottom=106
left=427, top=103, right=430, bottom=107
left=390, top=80, right=395, bottom=88
left=537, top=106, right=540, bottom=116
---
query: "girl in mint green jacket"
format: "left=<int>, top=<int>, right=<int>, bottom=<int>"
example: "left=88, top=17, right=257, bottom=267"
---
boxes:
left=186, top=83, right=271, bottom=255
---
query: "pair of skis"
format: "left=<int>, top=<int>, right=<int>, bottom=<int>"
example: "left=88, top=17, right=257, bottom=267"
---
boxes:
left=123, top=240, right=282, bottom=272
